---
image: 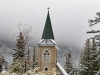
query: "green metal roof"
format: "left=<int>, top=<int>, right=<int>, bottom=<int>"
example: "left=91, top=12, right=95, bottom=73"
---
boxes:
left=42, top=11, right=55, bottom=40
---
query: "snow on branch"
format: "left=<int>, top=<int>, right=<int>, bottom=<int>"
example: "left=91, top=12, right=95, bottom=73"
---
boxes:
left=88, top=12, right=100, bottom=27
left=87, top=30, right=100, bottom=34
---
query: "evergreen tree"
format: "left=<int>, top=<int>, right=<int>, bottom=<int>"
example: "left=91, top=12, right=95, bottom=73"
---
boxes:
left=13, top=32, right=25, bottom=60
left=95, top=68, right=100, bottom=75
left=12, top=32, right=26, bottom=73
left=78, top=38, right=99, bottom=75
left=78, top=39, right=92, bottom=75
left=88, top=12, right=100, bottom=75
left=90, top=38, right=99, bottom=74
left=69, top=69, right=75, bottom=75
left=64, top=52, right=73, bottom=74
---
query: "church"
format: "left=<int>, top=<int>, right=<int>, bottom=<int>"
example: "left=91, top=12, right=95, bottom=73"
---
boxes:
left=37, top=8, right=68, bottom=75
left=0, top=8, right=68, bottom=75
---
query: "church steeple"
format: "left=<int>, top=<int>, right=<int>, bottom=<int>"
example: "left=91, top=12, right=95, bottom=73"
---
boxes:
left=42, top=8, right=54, bottom=40
left=38, top=8, right=56, bottom=46
left=38, top=8, right=58, bottom=73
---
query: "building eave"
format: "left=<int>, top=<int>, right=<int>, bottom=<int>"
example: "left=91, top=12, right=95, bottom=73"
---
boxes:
left=38, top=39, right=56, bottom=46
left=56, top=61, right=68, bottom=75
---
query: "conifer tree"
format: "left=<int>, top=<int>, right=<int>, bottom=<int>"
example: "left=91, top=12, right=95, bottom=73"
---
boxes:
left=90, top=38, right=99, bottom=74
left=78, top=39, right=92, bottom=75
left=69, top=69, right=75, bottom=75
left=64, top=52, right=73, bottom=74
left=13, top=32, right=25, bottom=60
left=88, top=12, right=100, bottom=74
left=12, top=32, right=25, bottom=73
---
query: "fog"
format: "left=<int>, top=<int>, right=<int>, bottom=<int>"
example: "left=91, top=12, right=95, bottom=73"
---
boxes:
left=0, top=0, right=100, bottom=49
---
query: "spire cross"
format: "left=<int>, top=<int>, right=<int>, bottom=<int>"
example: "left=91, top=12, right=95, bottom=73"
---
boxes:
left=47, top=7, right=50, bottom=11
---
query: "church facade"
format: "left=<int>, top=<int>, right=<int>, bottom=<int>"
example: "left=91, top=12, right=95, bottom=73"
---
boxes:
left=38, top=10, right=57, bottom=72
left=37, top=9, right=68, bottom=75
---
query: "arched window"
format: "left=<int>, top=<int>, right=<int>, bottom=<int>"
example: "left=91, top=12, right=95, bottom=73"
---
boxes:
left=43, top=50, right=50, bottom=62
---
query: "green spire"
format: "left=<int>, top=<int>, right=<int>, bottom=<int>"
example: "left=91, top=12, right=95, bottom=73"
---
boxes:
left=42, top=10, right=55, bottom=40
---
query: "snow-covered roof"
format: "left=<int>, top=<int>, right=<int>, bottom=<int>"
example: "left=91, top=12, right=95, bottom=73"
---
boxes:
left=55, top=45, right=60, bottom=50
left=56, top=61, right=68, bottom=75
left=38, top=39, right=56, bottom=46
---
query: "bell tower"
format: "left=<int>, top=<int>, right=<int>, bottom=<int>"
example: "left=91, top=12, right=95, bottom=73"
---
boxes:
left=38, top=8, right=57, bottom=72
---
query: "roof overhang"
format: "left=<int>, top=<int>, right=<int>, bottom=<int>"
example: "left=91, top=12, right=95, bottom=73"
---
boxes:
left=38, top=39, right=56, bottom=46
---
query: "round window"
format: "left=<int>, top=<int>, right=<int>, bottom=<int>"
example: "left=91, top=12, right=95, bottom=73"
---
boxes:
left=45, top=67, right=48, bottom=71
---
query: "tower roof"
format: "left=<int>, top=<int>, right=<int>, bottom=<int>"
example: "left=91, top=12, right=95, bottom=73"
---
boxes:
left=42, top=11, right=54, bottom=40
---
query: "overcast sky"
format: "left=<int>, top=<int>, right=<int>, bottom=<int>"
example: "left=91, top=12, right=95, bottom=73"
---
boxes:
left=0, top=0, right=100, bottom=49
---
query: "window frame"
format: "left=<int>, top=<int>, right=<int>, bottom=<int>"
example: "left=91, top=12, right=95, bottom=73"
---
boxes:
left=42, top=49, right=51, bottom=62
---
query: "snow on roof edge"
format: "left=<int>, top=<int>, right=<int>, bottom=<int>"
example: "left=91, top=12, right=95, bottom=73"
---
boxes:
left=56, top=61, right=68, bottom=75
left=38, top=39, right=44, bottom=45
left=38, top=39, right=56, bottom=45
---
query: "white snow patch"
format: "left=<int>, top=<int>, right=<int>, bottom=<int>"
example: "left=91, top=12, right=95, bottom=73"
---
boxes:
left=38, top=39, right=56, bottom=46
left=56, top=61, right=68, bottom=75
